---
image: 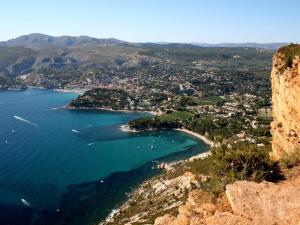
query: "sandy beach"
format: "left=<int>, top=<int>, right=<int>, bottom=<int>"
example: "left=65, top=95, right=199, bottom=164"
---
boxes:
left=54, top=88, right=87, bottom=94
left=65, top=105, right=156, bottom=115
left=175, top=128, right=215, bottom=147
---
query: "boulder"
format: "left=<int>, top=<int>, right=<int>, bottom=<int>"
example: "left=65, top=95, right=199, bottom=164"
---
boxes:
left=226, top=179, right=300, bottom=225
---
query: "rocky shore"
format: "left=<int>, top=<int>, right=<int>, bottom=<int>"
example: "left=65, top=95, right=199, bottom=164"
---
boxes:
left=100, top=142, right=213, bottom=225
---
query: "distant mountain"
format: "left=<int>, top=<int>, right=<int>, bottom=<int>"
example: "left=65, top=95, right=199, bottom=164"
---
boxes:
left=0, top=33, right=128, bottom=49
left=0, top=33, right=288, bottom=50
left=190, top=42, right=288, bottom=50
left=0, top=33, right=277, bottom=78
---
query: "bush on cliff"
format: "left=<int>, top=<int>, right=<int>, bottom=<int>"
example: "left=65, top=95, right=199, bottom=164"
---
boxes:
left=202, top=143, right=282, bottom=195
left=278, top=43, right=300, bottom=69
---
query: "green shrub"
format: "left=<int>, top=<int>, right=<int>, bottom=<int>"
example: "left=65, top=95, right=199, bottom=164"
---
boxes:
left=278, top=44, right=300, bottom=69
left=202, top=143, right=282, bottom=195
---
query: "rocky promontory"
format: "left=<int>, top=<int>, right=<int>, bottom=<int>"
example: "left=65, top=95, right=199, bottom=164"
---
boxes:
left=155, top=168, right=300, bottom=225
left=271, top=44, right=300, bottom=159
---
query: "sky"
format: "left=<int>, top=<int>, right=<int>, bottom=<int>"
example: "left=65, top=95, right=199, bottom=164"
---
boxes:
left=0, top=0, right=299, bottom=43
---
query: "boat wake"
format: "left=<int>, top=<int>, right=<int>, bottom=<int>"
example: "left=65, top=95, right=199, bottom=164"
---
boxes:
left=13, top=116, right=38, bottom=127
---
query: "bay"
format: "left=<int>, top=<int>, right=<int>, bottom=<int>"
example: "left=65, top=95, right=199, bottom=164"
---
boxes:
left=0, top=89, right=208, bottom=225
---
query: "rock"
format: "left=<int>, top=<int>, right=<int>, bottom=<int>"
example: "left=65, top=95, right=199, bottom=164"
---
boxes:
left=175, top=214, right=190, bottom=225
left=203, top=211, right=252, bottom=225
left=271, top=48, right=300, bottom=159
left=187, top=189, right=211, bottom=206
left=189, top=216, right=204, bottom=225
left=178, top=204, right=193, bottom=218
left=200, top=203, right=217, bottom=215
left=226, top=179, right=300, bottom=225
left=154, top=214, right=176, bottom=225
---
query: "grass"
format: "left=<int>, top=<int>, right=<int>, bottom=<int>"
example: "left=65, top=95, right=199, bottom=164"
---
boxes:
left=185, top=157, right=213, bottom=175
left=166, top=156, right=213, bottom=180
left=198, top=96, right=224, bottom=105
left=160, top=111, right=194, bottom=122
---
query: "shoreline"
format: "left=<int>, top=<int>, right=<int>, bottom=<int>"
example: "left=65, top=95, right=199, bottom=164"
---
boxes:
left=175, top=128, right=215, bottom=147
left=53, top=88, right=87, bottom=95
left=65, top=105, right=156, bottom=115
left=101, top=129, right=213, bottom=224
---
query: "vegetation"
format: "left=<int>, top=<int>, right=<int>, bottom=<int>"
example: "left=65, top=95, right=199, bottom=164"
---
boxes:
left=198, top=96, right=225, bottom=105
left=184, top=116, right=246, bottom=140
left=69, top=88, right=131, bottom=110
left=128, top=111, right=194, bottom=130
left=159, top=111, right=193, bottom=122
left=128, top=116, right=181, bottom=130
left=202, top=143, right=282, bottom=195
left=278, top=43, right=300, bottom=68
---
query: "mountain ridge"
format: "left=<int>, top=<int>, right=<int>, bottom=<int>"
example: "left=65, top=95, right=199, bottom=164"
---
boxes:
left=0, top=33, right=128, bottom=49
left=0, top=33, right=288, bottom=50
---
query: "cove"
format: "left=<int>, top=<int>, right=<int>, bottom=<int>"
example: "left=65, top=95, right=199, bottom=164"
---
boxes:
left=0, top=89, right=208, bottom=225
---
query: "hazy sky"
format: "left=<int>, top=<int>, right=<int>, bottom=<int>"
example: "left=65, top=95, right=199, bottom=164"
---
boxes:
left=0, top=0, right=299, bottom=43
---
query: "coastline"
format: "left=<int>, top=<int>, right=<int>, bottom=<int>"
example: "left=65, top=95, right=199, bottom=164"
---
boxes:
left=119, top=125, right=214, bottom=159
left=101, top=130, right=213, bottom=225
left=175, top=128, right=215, bottom=147
left=53, top=88, right=87, bottom=95
left=65, top=106, right=214, bottom=224
left=65, top=105, right=156, bottom=115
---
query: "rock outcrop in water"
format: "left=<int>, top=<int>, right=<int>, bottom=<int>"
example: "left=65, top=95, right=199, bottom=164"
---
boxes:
left=271, top=44, right=300, bottom=159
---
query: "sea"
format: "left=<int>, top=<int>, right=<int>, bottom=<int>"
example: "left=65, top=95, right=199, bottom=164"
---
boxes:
left=0, top=89, right=208, bottom=225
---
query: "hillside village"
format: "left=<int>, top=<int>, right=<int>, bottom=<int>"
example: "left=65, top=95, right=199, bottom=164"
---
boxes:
left=101, top=44, right=300, bottom=225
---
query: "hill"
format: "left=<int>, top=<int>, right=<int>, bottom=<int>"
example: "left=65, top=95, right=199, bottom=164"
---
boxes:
left=0, top=33, right=275, bottom=92
left=0, top=33, right=127, bottom=49
left=0, top=34, right=274, bottom=78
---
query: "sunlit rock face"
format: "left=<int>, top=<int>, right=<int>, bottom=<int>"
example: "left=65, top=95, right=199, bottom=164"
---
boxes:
left=271, top=48, right=300, bottom=159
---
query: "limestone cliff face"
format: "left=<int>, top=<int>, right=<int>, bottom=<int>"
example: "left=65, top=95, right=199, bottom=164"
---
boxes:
left=271, top=48, right=300, bottom=159
left=155, top=176, right=300, bottom=225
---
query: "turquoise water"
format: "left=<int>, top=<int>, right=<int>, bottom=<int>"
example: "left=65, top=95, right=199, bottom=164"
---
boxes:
left=0, top=89, right=208, bottom=225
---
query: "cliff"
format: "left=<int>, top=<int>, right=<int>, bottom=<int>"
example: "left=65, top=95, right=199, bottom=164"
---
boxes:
left=271, top=44, right=300, bottom=159
left=155, top=173, right=300, bottom=225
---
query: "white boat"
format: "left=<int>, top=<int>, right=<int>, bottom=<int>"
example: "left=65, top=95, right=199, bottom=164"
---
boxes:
left=71, top=129, right=80, bottom=133
left=21, top=198, right=31, bottom=207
